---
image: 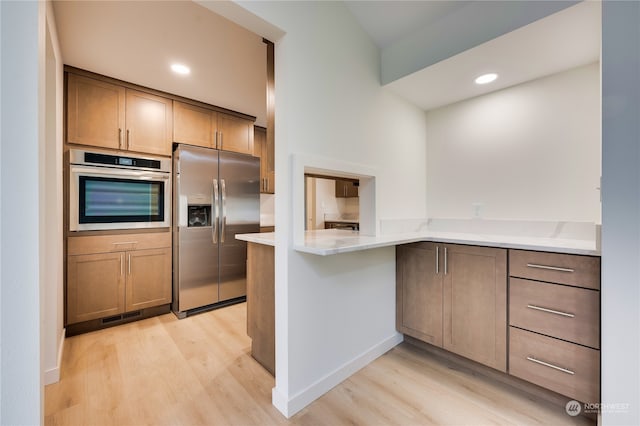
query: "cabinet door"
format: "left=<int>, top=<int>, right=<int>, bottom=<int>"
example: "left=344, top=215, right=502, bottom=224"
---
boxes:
left=335, top=180, right=358, bottom=198
left=174, top=101, right=215, bottom=148
left=254, top=126, right=275, bottom=194
left=125, top=89, right=173, bottom=156
left=396, top=243, right=443, bottom=346
left=125, top=248, right=172, bottom=311
left=67, top=73, right=125, bottom=150
left=443, top=244, right=507, bottom=372
left=67, top=252, right=125, bottom=324
left=218, top=113, right=253, bottom=155
left=264, top=127, right=275, bottom=193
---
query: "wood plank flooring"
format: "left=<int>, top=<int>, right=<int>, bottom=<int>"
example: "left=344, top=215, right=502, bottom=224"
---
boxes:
left=46, top=303, right=594, bottom=425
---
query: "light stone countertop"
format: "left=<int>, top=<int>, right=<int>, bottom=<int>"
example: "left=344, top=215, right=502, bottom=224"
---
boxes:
left=236, top=225, right=600, bottom=256
left=237, top=231, right=275, bottom=246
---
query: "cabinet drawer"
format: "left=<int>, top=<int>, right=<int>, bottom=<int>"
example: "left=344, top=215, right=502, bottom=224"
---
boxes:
left=510, top=278, right=599, bottom=349
left=509, top=327, right=599, bottom=403
left=509, top=250, right=600, bottom=290
left=68, top=232, right=171, bottom=255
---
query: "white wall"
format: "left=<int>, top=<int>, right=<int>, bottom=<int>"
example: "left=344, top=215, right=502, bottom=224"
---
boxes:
left=601, top=1, right=640, bottom=424
left=43, top=0, right=65, bottom=386
left=232, top=1, right=428, bottom=417
left=425, top=63, right=601, bottom=223
left=0, top=1, right=43, bottom=424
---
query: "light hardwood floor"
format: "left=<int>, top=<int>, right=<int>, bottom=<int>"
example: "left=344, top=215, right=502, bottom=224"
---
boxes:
left=46, top=303, right=594, bottom=425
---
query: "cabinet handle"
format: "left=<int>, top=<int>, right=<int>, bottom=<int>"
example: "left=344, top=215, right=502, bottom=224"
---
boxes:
left=444, top=247, right=448, bottom=275
left=526, top=356, right=575, bottom=375
left=435, top=246, right=440, bottom=275
left=214, top=130, right=218, bottom=149
left=118, top=128, right=123, bottom=149
left=128, top=254, right=131, bottom=275
left=120, top=254, right=124, bottom=276
left=526, top=304, right=575, bottom=318
left=112, top=241, right=138, bottom=246
left=526, top=263, right=575, bottom=273
left=126, top=129, right=131, bottom=149
left=220, top=132, right=223, bottom=150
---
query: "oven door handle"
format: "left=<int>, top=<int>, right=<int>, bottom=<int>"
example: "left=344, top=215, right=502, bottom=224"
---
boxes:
left=70, top=165, right=170, bottom=180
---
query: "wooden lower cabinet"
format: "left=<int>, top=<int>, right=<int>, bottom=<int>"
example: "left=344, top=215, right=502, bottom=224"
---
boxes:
left=509, top=327, right=600, bottom=404
left=396, top=243, right=507, bottom=372
left=67, top=252, right=126, bottom=324
left=125, top=248, right=172, bottom=311
left=443, top=244, right=507, bottom=372
left=246, top=242, right=275, bottom=375
left=396, top=243, right=443, bottom=346
left=397, top=243, right=601, bottom=405
left=66, top=233, right=171, bottom=326
left=507, top=249, right=601, bottom=403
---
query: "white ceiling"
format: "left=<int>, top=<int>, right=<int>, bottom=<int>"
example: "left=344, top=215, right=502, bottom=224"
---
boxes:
left=384, top=1, right=601, bottom=111
left=53, top=0, right=268, bottom=126
left=344, top=1, right=472, bottom=49
left=52, top=1, right=601, bottom=120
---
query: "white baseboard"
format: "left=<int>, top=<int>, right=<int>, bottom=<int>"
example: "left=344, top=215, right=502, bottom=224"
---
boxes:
left=272, top=332, right=403, bottom=418
left=44, top=328, right=65, bottom=385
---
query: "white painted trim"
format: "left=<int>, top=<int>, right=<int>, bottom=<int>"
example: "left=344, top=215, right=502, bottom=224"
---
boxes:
left=272, top=332, right=403, bottom=418
left=43, top=328, right=65, bottom=385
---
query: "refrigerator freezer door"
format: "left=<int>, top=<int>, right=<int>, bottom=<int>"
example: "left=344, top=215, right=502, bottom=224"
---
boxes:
left=219, top=151, right=260, bottom=301
left=174, top=145, right=220, bottom=311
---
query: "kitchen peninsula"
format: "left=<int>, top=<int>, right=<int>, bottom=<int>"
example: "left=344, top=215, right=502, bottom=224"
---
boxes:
left=237, top=219, right=600, bottom=256
left=237, top=218, right=601, bottom=404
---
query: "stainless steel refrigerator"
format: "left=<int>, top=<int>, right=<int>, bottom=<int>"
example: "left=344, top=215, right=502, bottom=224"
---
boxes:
left=172, top=144, right=260, bottom=318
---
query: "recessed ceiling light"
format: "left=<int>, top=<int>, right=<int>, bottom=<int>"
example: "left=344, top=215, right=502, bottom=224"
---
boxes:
left=171, top=63, right=191, bottom=75
left=474, top=73, right=498, bottom=85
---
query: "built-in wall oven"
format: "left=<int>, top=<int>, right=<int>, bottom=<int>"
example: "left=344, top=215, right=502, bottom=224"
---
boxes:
left=69, top=149, right=171, bottom=231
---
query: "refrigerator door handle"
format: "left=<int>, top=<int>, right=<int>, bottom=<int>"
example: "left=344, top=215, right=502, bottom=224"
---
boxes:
left=221, top=179, right=227, bottom=243
left=212, top=179, right=219, bottom=244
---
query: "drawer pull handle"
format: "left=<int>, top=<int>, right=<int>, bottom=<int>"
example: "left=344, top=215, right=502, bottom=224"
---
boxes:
left=526, top=263, right=575, bottom=273
left=112, top=241, right=138, bottom=246
left=526, top=304, right=575, bottom=318
left=526, top=356, right=575, bottom=375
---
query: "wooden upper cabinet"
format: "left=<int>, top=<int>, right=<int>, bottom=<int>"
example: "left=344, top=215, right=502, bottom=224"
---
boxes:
left=67, top=73, right=125, bottom=150
left=66, top=72, right=172, bottom=156
left=125, top=89, right=173, bottom=156
left=67, top=69, right=255, bottom=157
left=443, top=244, right=507, bottom=372
left=335, top=180, right=358, bottom=198
left=174, top=100, right=254, bottom=155
left=218, top=113, right=253, bottom=155
left=173, top=101, right=216, bottom=149
left=254, top=126, right=274, bottom=193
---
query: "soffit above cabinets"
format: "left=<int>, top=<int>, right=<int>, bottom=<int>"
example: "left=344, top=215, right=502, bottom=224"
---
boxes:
left=347, top=1, right=600, bottom=112
left=52, top=0, right=267, bottom=126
